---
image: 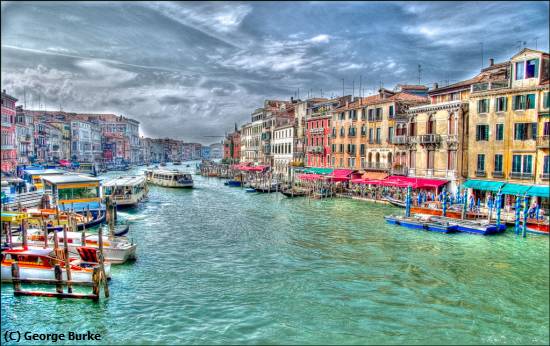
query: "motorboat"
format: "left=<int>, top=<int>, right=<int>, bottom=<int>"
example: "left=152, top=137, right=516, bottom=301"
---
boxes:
left=103, top=176, right=148, bottom=208
left=145, top=169, right=193, bottom=188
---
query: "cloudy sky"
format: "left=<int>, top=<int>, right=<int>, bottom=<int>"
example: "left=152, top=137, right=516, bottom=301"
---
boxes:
left=1, top=1, right=548, bottom=143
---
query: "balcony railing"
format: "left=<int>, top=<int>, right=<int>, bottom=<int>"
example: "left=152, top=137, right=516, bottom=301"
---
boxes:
left=309, top=128, right=324, bottom=135
left=307, top=146, right=323, bottom=154
left=366, top=162, right=391, bottom=171
left=492, top=171, right=505, bottom=178
left=391, top=135, right=409, bottom=145
left=510, top=172, right=534, bottom=180
left=418, top=134, right=441, bottom=144
left=446, top=134, right=458, bottom=143
left=391, top=166, right=408, bottom=176
left=475, top=170, right=487, bottom=177
left=471, top=80, right=509, bottom=92
left=540, top=173, right=549, bottom=180
left=536, top=135, right=549, bottom=148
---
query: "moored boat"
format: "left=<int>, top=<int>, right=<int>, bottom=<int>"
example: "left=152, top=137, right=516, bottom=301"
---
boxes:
left=145, top=169, right=193, bottom=188
left=280, top=188, right=309, bottom=197
left=382, top=195, right=406, bottom=207
left=1, top=247, right=111, bottom=283
left=430, top=216, right=506, bottom=235
left=384, top=214, right=457, bottom=233
left=21, top=229, right=137, bottom=264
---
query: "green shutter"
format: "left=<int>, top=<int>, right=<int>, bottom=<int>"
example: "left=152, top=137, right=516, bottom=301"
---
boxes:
left=484, top=125, right=489, bottom=140
left=503, top=97, right=507, bottom=111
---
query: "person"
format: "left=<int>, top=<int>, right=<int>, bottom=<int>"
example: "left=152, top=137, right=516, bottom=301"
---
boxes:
left=487, top=194, right=493, bottom=211
left=469, top=194, right=475, bottom=211
left=529, top=201, right=538, bottom=219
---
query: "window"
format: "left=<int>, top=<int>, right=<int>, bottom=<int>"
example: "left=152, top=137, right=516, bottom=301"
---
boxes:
left=495, top=97, right=507, bottom=112
left=513, top=94, right=535, bottom=110
left=389, top=105, right=394, bottom=118
left=375, top=108, right=382, bottom=120
left=494, top=154, right=503, bottom=172
left=340, top=127, right=345, bottom=137
left=375, top=128, right=381, bottom=144
left=495, top=124, right=504, bottom=141
left=478, top=99, right=489, bottom=113
left=360, top=144, right=365, bottom=155
left=544, top=122, right=550, bottom=136
left=331, top=144, right=336, bottom=153
left=512, top=155, right=532, bottom=174
left=526, top=94, right=536, bottom=109
left=368, top=109, right=374, bottom=121
left=476, top=124, right=489, bottom=141
left=477, top=154, right=485, bottom=172
left=368, top=128, right=373, bottom=143
left=388, top=127, right=394, bottom=143
left=339, top=144, right=344, bottom=153
left=526, top=59, right=539, bottom=79
left=544, top=156, right=549, bottom=174
left=513, top=123, right=537, bottom=140
left=361, top=109, right=366, bottom=120
left=515, top=61, right=525, bottom=80
left=544, top=92, right=550, bottom=109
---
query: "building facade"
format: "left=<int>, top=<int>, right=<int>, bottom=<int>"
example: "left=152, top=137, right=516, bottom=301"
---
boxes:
left=272, top=124, right=295, bottom=180
left=15, top=105, right=34, bottom=165
left=1, top=90, right=18, bottom=173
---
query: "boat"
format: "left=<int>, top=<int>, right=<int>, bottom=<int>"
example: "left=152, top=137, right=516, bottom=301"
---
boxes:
left=254, top=182, right=280, bottom=193
left=145, top=169, right=193, bottom=188
left=41, top=174, right=104, bottom=215
left=384, top=214, right=457, bottom=233
left=525, top=219, right=550, bottom=235
left=22, top=168, right=67, bottom=191
left=280, top=187, right=309, bottom=197
left=103, top=176, right=148, bottom=208
left=1, top=247, right=111, bottom=283
left=72, top=162, right=98, bottom=177
left=430, top=216, right=506, bottom=235
left=160, top=162, right=167, bottom=167
left=114, top=223, right=130, bottom=237
left=173, top=161, right=182, bottom=166
left=382, top=195, right=406, bottom=208
left=22, top=229, right=137, bottom=264
left=245, top=188, right=257, bottom=193
left=225, top=180, right=243, bottom=187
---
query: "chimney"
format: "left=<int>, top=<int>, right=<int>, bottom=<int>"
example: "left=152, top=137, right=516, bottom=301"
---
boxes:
left=489, top=58, right=494, bottom=66
left=432, top=83, right=439, bottom=90
left=291, top=96, right=294, bottom=102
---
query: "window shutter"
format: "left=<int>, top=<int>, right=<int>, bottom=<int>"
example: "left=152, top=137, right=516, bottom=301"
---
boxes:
left=531, top=123, right=537, bottom=140
left=512, top=96, right=517, bottom=110
left=503, top=97, right=507, bottom=111
left=484, top=125, right=489, bottom=140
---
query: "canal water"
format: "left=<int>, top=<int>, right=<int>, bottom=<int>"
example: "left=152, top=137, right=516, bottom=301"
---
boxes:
left=2, top=165, right=549, bottom=344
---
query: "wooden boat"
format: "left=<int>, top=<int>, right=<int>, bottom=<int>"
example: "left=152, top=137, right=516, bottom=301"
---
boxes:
left=280, top=188, right=308, bottom=197
left=525, top=219, right=550, bottom=235
left=225, top=180, right=243, bottom=187
left=145, top=169, right=193, bottom=188
left=384, top=214, right=457, bottom=233
left=1, top=247, right=111, bottom=283
left=383, top=195, right=406, bottom=208
left=16, top=208, right=106, bottom=232
left=22, top=229, right=137, bottom=264
left=410, top=201, right=485, bottom=220
left=103, top=176, right=148, bottom=208
left=245, top=188, right=257, bottom=193
left=430, top=216, right=506, bottom=235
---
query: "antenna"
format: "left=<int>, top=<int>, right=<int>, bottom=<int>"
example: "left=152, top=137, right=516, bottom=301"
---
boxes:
left=342, top=78, right=345, bottom=97
left=352, top=80, right=355, bottom=99
left=359, top=75, right=362, bottom=98
left=23, top=88, right=27, bottom=109
left=320, top=88, right=323, bottom=97
left=417, top=64, right=422, bottom=84
left=297, top=88, right=300, bottom=99
left=480, top=42, right=484, bottom=69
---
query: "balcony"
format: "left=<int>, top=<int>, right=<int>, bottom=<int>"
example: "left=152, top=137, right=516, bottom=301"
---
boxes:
left=391, top=166, right=408, bottom=176
left=492, top=171, right=505, bottom=178
left=309, top=128, right=324, bottom=135
left=510, top=172, right=534, bottom=180
left=0, top=144, right=15, bottom=150
left=540, top=173, right=549, bottom=180
left=418, top=134, right=441, bottom=145
left=365, top=162, right=391, bottom=171
left=475, top=170, right=487, bottom=177
left=307, top=146, right=323, bottom=154
left=536, top=136, right=549, bottom=148
left=391, top=135, right=409, bottom=145
left=446, top=134, right=458, bottom=143
left=471, top=80, right=509, bottom=93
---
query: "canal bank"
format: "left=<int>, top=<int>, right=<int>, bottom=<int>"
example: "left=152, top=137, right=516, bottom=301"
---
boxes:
left=2, top=166, right=549, bottom=345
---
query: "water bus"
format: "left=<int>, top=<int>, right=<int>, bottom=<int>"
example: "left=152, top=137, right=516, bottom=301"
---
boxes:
left=22, top=168, right=67, bottom=191
left=145, top=169, right=193, bottom=188
left=41, top=174, right=104, bottom=215
left=1, top=247, right=111, bottom=283
left=103, top=176, right=148, bottom=208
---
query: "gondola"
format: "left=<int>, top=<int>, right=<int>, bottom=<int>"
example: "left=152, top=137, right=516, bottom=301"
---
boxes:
left=280, top=189, right=308, bottom=197
left=382, top=195, right=406, bottom=208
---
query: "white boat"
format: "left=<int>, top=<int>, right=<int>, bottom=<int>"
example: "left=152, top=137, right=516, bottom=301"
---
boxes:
left=145, top=169, right=193, bottom=188
left=21, top=229, right=137, bottom=264
left=1, top=247, right=111, bottom=283
left=103, top=176, right=148, bottom=207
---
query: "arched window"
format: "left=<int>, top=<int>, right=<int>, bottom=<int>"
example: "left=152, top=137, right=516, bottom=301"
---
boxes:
left=375, top=152, right=380, bottom=164
left=448, top=113, right=457, bottom=135
left=368, top=152, right=372, bottom=164
left=427, top=115, right=436, bottom=134
left=387, top=152, right=393, bottom=165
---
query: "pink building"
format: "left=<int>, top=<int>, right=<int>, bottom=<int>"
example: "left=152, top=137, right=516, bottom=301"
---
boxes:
left=1, top=90, right=18, bottom=173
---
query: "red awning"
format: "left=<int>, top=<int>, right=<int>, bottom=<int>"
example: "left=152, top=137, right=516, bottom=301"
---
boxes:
left=383, top=176, right=448, bottom=189
left=58, top=160, right=71, bottom=167
left=327, top=169, right=354, bottom=181
left=297, top=173, right=323, bottom=181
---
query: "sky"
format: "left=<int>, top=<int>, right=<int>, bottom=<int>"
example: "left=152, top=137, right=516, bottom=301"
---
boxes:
left=1, top=1, right=549, bottom=144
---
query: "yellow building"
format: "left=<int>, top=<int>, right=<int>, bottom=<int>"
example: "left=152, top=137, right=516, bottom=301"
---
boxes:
left=467, top=48, right=549, bottom=188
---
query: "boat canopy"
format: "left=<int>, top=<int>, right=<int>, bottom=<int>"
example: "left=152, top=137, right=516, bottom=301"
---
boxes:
left=23, top=169, right=65, bottom=176
left=462, top=179, right=505, bottom=192
left=41, top=174, right=101, bottom=185
left=501, top=183, right=532, bottom=196
left=103, top=176, right=146, bottom=187
left=527, top=185, right=550, bottom=198
left=303, top=167, right=333, bottom=175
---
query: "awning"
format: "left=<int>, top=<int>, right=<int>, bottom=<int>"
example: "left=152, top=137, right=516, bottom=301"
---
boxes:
left=384, top=176, right=448, bottom=189
left=462, top=179, right=505, bottom=192
left=58, top=160, right=71, bottom=167
left=303, top=167, right=334, bottom=175
left=527, top=185, right=550, bottom=198
left=501, top=183, right=532, bottom=196
left=362, top=172, right=387, bottom=180
left=327, top=169, right=354, bottom=182
left=297, top=173, right=323, bottom=181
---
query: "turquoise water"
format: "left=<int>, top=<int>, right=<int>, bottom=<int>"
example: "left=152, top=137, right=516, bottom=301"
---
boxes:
left=2, top=166, right=549, bottom=344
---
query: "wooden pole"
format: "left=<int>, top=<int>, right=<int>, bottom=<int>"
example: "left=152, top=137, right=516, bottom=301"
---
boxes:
left=92, top=267, right=100, bottom=297
left=97, top=226, right=110, bottom=298
left=43, top=221, right=48, bottom=249
left=54, top=264, right=63, bottom=294
left=55, top=205, right=60, bottom=226
left=62, top=225, right=73, bottom=293
left=22, top=220, right=28, bottom=248
left=11, top=262, right=21, bottom=292
left=81, top=229, right=86, bottom=246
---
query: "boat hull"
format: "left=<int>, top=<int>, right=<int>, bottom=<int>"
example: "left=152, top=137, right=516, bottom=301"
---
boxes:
left=384, top=216, right=456, bottom=233
left=225, top=180, right=242, bottom=187
left=1, top=263, right=111, bottom=283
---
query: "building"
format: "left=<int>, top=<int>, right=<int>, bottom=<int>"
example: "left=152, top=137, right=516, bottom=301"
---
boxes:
left=1, top=90, right=18, bottom=173
left=209, top=143, right=223, bottom=159
left=260, top=99, right=295, bottom=166
left=98, top=115, right=141, bottom=164
left=467, top=49, right=549, bottom=190
left=305, top=97, right=348, bottom=168
left=272, top=123, right=295, bottom=180
left=201, top=146, right=211, bottom=160
left=241, top=111, right=263, bottom=163
left=15, top=105, right=35, bottom=165
left=70, top=120, right=102, bottom=162
left=48, top=120, right=72, bottom=161
left=223, top=128, right=241, bottom=163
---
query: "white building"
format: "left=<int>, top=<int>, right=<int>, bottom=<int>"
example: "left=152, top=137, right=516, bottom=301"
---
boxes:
left=71, top=120, right=101, bottom=162
left=272, top=124, right=295, bottom=181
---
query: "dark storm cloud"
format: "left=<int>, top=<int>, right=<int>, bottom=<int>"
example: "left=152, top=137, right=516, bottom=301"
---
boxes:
left=1, top=1, right=548, bottom=143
